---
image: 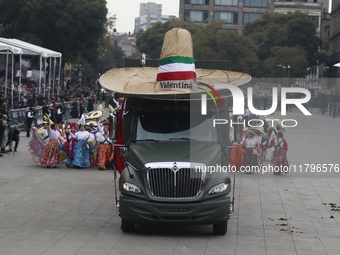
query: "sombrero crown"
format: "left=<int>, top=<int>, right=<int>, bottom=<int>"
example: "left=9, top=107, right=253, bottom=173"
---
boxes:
left=156, top=28, right=196, bottom=82
left=99, top=27, right=251, bottom=97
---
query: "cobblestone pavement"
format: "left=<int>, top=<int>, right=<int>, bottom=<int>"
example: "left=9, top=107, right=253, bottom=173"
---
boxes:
left=0, top=108, right=339, bottom=255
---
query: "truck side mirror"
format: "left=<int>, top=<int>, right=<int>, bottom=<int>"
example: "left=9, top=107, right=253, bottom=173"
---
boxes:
left=119, top=147, right=127, bottom=157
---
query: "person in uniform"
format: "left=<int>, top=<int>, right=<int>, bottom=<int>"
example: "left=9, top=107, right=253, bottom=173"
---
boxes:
left=26, top=107, right=35, bottom=137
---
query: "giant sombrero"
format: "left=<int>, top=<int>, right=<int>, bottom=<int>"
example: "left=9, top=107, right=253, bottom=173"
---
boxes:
left=99, top=28, right=251, bottom=98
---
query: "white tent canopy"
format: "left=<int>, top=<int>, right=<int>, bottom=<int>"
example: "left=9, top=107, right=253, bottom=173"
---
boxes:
left=0, top=38, right=61, bottom=57
left=0, top=42, right=23, bottom=54
left=0, top=38, right=62, bottom=105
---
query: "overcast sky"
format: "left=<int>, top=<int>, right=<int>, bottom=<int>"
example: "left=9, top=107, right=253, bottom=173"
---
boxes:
left=107, top=0, right=180, bottom=34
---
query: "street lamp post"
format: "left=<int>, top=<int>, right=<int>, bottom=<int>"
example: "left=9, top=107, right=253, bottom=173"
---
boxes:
left=277, top=64, right=291, bottom=86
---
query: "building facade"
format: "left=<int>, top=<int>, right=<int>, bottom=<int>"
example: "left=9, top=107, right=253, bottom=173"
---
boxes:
left=179, top=0, right=328, bottom=34
left=329, top=0, right=340, bottom=68
left=328, top=0, right=340, bottom=95
left=179, top=0, right=275, bottom=34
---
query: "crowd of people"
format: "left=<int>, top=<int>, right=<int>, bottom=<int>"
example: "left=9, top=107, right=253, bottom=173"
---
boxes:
left=231, top=118, right=289, bottom=175
left=28, top=100, right=118, bottom=170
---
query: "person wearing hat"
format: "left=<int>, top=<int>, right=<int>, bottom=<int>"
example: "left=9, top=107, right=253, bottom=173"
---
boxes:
left=268, top=131, right=289, bottom=174
left=39, top=123, right=66, bottom=168
left=241, top=129, right=260, bottom=173
left=37, top=122, right=49, bottom=139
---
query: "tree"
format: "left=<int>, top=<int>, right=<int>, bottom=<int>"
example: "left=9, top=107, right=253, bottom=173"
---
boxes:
left=136, top=21, right=260, bottom=75
left=0, top=0, right=108, bottom=70
left=195, top=23, right=261, bottom=76
left=263, top=46, right=309, bottom=78
left=136, top=19, right=202, bottom=59
left=244, top=12, right=323, bottom=77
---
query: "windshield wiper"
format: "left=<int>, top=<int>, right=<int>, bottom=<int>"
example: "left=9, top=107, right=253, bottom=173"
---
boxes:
left=134, top=139, right=159, bottom=142
left=169, top=138, right=197, bottom=141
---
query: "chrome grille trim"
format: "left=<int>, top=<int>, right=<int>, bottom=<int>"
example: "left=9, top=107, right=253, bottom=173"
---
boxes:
left=145, top=162, right=206, bottom=199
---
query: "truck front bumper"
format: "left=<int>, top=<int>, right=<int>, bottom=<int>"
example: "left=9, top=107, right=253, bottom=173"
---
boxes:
left=119, top=194, right=230, bottom=225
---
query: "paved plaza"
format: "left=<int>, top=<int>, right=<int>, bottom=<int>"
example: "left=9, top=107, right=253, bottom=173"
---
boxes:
left=0, top=108, right=340, bottom=255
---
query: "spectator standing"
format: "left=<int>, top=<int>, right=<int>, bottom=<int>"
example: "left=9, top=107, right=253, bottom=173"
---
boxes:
left=26, top=107, right=35, bottom=137
left=42, top=101, right=51, bottom=119
left=56, top=104, right=64, bottom=124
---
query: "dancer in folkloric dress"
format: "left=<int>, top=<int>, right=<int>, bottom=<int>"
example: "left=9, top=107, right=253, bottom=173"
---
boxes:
left=97, top=125, right=114, bottom=170
left=268, top=131, right=289, bottom=175
left=70, top=124, right=93, bottom=168
left=39, top=123, right=66, bottom=168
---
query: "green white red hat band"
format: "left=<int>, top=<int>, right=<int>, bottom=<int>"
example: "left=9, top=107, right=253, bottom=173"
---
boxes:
left=156, top=56, right=196, bottom=81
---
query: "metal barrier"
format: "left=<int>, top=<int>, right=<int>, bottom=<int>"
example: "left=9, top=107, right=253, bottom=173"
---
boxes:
left=8, top=97, right=91, bottom=130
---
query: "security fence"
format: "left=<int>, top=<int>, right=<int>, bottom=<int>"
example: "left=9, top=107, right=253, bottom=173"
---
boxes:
left=8, top=97, right=90, bottom=130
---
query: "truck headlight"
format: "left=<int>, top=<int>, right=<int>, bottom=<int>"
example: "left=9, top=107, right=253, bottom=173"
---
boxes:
left=122, top=182, right=141, bottom=194
left=208, top=183, right=228, bottom=195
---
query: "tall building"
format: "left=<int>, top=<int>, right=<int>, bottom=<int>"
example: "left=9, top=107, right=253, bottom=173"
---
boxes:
left=179, top=0, right=275, bottom=34
left=134, top=2, right=176, bottom=33
left=179, top=0, right=329, bottom=34
left=329, top=0, right=340, bottom=94
left=329, top=0, right=340, bottom=68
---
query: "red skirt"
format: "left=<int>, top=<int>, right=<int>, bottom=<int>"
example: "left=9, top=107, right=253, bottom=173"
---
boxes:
left=39, top=140, right=61, bottom=167
left=97, top=143, right=114, bottom=170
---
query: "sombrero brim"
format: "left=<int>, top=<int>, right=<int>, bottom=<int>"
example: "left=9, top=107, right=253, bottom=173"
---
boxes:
left=87, top=110, right=103, bottom=119
left=108, top=104, right=115, bottom=113
left=86, top=120, right=98, bottom=127
left=97, top=104, right=104, bottom=112
left=99, top=67, right=251, bottom=97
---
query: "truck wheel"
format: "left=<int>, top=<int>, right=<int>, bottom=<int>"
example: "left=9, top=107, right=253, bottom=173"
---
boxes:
left=213, top=221, right=228, bottom=235
left=121, top=219, right=135, bottom=233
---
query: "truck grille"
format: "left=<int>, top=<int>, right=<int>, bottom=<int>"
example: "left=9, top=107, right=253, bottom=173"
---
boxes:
left=145, top=163, right=205, bottom=199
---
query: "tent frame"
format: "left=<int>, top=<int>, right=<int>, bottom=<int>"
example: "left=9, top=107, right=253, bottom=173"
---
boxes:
left=0, top=38, right=62, bottom=106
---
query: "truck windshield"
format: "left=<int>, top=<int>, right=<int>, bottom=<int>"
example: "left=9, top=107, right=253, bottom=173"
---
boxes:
left=135, top=111, right=219, bottom=142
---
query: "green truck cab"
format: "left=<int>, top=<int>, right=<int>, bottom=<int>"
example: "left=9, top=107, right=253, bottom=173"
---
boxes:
left=115, top=96, right=232, bottom=235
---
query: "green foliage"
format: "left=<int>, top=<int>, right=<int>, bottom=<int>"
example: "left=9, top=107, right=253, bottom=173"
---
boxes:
left=136, top=19, right=201, bottom=59
left=195, top=23, right=261, bottom=76
left=0, top=0, right=112, bottom=80
left=263, top=46, right=309, bottom=78
left=244, top=11, right=322, bottom=77
left=136, top=21, right=260, bottom=76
